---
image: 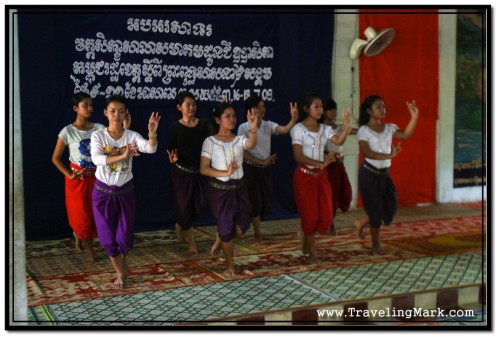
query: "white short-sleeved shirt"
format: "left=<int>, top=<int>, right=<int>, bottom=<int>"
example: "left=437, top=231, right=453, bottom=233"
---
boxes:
left=201, top=135, right=248, bottom=181
left=357, top=123, right=399, bottom=169
left=324, top=125, right=344, bottom=154
left=237, top=120, right=279, bottom=160
left=290, top=123, right=335, bottom=169
left=58, top=123, right=105, bottom=169
left=91, top=129, right=157, bottom=187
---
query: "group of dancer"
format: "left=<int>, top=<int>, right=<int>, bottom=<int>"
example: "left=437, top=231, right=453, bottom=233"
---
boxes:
left=52, top=90, right=419, bottom=287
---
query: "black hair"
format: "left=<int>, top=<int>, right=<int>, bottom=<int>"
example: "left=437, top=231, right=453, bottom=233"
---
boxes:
left=323, top=99, right=337, bottom=111
left=298, top=93, right=322, bottom=122
left=105, top=95, right=128, bottom=110
left=209, top=102, right=234, bottom=135
left=319, top=98, right=338, bottom=123
left=175, top=91, right=196, bottom=106
left=244, top=95, right=263, bottom=111
left=71, top=92, right=91, bottom=108
left=359, top=95, right=384, bottom=126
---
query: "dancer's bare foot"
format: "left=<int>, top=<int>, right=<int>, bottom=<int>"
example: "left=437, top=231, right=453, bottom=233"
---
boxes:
left=372, top=244, right=383, bottom=254
left=307, top=254, right=319, bottom=264
left=211, top=233, right=222, bottom=255
left=184, top=228, right=198, bottom=254
left=175, top=223, right=186, bottom=243
left=223, top=265, right=236, bottom=277
left=113, top=274, right=126, bottom=288
left=354, top=220, right=366, bottom=239
left=85, top=254, right=95, bottom=264
left=298, top=231, right=306, bottom=254
left=251, top=217, right=262, bottom=242
left=85, top=239, right=95, bottom=263
left=330, top=223, right=337, bottom=236
left=74, top=232, right=83, bottom=251
left=254, top=234, right=263, bottom=242
left=121, top=255, right=130, bottom=277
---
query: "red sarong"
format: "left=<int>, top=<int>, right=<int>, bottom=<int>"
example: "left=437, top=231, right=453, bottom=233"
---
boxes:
left=65, top=163, right=97, bottom=240
left=293, top=164, right=333, bottom=236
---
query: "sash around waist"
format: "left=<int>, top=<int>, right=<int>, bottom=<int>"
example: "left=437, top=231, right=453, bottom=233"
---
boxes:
left=94, top=179, right=134, bottom=196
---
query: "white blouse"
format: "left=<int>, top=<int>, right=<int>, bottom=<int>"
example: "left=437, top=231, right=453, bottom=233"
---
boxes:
left=201, top=135, right=248, bottom=181
left=357, top=123, right=399, bottom=169
left=237, top=120, right=278, bottom=160
left=324, top=125, right=344, bottom=154
left=290, top=123, right=335, bottom=169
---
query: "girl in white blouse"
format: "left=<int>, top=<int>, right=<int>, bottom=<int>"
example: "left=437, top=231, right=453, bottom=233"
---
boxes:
left=354, top=95, right=419, bottom=253
left=200, top=102, right=258, bottom=277
left=290, top=93, right=351, bottom=263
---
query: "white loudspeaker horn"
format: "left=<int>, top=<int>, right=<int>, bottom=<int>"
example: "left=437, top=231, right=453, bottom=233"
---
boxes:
left=349, top=26, right=395, bottom=60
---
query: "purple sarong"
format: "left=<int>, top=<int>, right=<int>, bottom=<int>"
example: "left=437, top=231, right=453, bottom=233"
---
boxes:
left=206, top=178, right=251, bottom=242
left=92, top=179, right=136, bottom=257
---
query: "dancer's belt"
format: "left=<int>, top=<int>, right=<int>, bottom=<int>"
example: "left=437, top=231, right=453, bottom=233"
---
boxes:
left=363, top=163, right=389, bottom=175
left=95, top=184, right=134, bottom=196
left=296, top=167, right=323, bottom=177
left=244, top=160, right=267, bottom=168
left=208, top=179, right=244, bottom=190
left=175, top=163, right=199, bottom=174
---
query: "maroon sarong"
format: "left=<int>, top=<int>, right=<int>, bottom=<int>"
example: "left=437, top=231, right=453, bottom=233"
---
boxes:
left=326, top=161, right=352, bottom=218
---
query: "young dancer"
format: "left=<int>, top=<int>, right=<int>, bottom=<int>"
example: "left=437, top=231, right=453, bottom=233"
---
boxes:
left=354, top=95, right=419, bottom=253
left=291, top=93, right=352, bottom=263
left=91, top=95, right=160, bottom=288
left=166, top=91, right=211, bottom=253
left=52, top=92, right=105, bottom=263
left=322, top=99, right=356, bottom=235
left=237, top=95, right=298, bottom=241
left=200, top=102, right=258, bottom=276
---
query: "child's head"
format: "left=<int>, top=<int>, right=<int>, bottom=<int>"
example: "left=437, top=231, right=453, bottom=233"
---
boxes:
left=323, top=99, right=338, bottom=121
left=105, top=95, right=128, bottom=110
left=175, top=91, right=197, bottom=117
left=298, top=93, right=323, bottom=122
left=104, top=95, right=128, bottom=125
left=359, top=95, right=384, bottom=126
left=212, top=102, right=236, bottom=133
left=244, top=95, right=265, bottom=122
left=71, top=92, right=93, bottom=116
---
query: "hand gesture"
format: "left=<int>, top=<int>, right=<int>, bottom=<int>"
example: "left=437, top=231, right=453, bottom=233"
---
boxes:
left=390, top=142, right=402, bottom=158
left=123, top=109, right=132, bottom=129
left=264, top=153, right=278, bottom=167
left=290, top=102, right=299, bottom=122
left=406, top=100, right=419, bottom=119
left=71, top=167, right=84, bottom=180
left=226, top=159, right=240, bottom=176
left=342, top=110, right=352, bottom=128
left=166, top=149, right=179, bottom=164
left=148, top=112, right=161, bottom=134
left=123, top=143, right=140, bottom=159
left=322, top=152, right=336, bottom=168
left=247, top=108, right=258, bottom=131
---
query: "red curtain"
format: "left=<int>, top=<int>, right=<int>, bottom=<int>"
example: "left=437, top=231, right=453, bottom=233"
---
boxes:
left=358, top=9, right=438, bottom=206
